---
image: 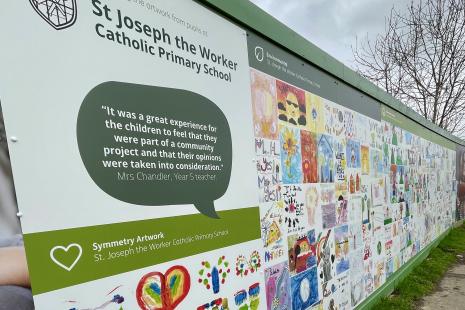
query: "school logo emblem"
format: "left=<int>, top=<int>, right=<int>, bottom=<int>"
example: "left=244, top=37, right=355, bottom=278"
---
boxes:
left=255, top=46, right=264, bottom=62
left=30, top=0, right=77, bottom=30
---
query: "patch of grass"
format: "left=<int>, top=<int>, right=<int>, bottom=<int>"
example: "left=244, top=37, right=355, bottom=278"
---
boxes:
left=375, top=224, right=465, bottom=309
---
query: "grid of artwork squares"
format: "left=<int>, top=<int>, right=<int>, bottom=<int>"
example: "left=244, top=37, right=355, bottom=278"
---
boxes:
left=251, top=68, right=456, bottom=310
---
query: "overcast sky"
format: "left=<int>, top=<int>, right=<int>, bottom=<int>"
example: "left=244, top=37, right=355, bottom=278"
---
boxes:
left=249, top=0, right=414, bottom=69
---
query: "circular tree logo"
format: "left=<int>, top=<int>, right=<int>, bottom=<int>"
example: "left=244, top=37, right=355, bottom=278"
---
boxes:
left=30, top=0, right=77, bottom=30
left=255, top=46, right=264, bottom=62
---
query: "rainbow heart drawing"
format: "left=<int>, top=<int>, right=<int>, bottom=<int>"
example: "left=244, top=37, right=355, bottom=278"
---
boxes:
left=136, top=265, right=191, bottom=310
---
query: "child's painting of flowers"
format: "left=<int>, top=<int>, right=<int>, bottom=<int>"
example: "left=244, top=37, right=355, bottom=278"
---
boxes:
left=301, top=130, right=318, bottom=183
left=250, top=69, right=279, bottom=139
left=280, top=126, right=303, bottom=184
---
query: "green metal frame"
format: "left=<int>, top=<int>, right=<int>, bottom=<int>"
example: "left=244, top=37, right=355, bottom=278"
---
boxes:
left=197, top=0, right=465, bottom=147
left=195, top=1, right=462, bottom=308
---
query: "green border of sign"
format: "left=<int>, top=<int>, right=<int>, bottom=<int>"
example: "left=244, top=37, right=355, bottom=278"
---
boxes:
left=196, top=0, right=465, bottom=148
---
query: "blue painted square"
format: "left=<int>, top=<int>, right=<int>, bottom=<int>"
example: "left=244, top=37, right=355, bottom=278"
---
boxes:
left=291, top=266, right=319, bottom=309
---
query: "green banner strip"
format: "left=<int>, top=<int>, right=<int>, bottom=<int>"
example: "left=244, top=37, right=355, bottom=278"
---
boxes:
left=24, top=207, right=260, bottom=295
left=381, top=106, right=456, bottom=150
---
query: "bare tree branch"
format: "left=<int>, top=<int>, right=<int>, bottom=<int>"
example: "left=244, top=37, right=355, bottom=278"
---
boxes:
left=353, top=0, right=465, bottom=137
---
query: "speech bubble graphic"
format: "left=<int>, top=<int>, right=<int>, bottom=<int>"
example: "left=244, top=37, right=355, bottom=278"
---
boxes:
left=77, top=82, right=232, bottom=218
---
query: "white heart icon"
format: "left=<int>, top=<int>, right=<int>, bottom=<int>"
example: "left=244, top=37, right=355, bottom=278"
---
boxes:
left=50, top=243, right=82, bottom=272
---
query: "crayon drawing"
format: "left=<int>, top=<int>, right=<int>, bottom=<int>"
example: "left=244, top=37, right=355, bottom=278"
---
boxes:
left=66, top=288, right=125, bottom=310
left=288, top=229, right=317, bottom=275
left=317, top=229, right=336, bottom=285
left=327, top=105, right=345, bottom=138
left=363, top=259, right=374, bottom=296
left=321, top=185, right=336, bottom=229
left=136, top=266, right=190, bottom=310
left=373, top=258, right=385, bottom=289
left=373, top=235, right=385, bottom=260
left=361, top=145, right=370, bottom=175
left=349, top=249, right=364, bottom=282
left=372, top=205, right=384, bottom=233
left=346, top=139, right=361, bottom=168
left=197, top=298, right=229, bottom=310
left=322, top=203, right=336, bottom=229
left=344, top=110, right=356, bottom=140
left=321, top=184, right=336, bottom=205
left=361, top=191, right=371, bottom=225
left=335, top=196, right=348, bottom=225
left=265, top=262, right=291, bottom=310
left=335, top=139, right=348, bottom=195
left=363, top=228, right=372, bottom=261
left=247, top=68, right=457, bottom=310
left=384, top=204, right=393, bottom=226
left=260, top=201, right=286, bottom=263
left=250, top=69, right=278, bottom=139
left=356, top=113, right=370, bottom=144
left=335, top=225, right=350, bottom=274
left=277, top=80, right=307, bottom=127
left=309, top=303, right=324, bottom=310
left=370, top=149, right=383, bottom=177
left=256, top=156, right=281, bottom=203
left=235, top=251, right=262, bottom=277
left=322, top=290, right=338, bottom=310
left=336, top=273, right=351, bottom=309
left=198, top=257, right=230, bottom=294
left=323, top=101, right=334, bottom=135
left=282, top=185, right=307, bottom=234
left=301, top=130, right=318, bottom=183
left=280, top=126, right=303, bottom=184
left=256, top=138, right=280, bottom=157
left=306, top=92, right=325, bottom=133
left=372, top=178, right=386, bottom=206
left=348, top=196, right=362, bottom=223
left=348, top=171, right=361, bottom=194
left=391, top=125, right=399, bottom=146
left=349, top=222, right=363, bottom=250
left=394, top=252, right=402, bottom=272
left=291, top=267, right=320, bottom=309
left=350, top=254, right=364, bottom=309
left=369, top=118, right=383, bottom=150
left=351, top=276, right=364, bottom=307
left=234, top=283, right=260, bottom=310
left=305, top=184, right=320, bottom=228
left=318, top=134, right=334, bottom=183
left=255, top=138, right=281, bottom=203
left=383, top=142, right=390, bottom=173
left=386, top=258, right=394, bottom=278
left=390, top=164, right=398, bottom=203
